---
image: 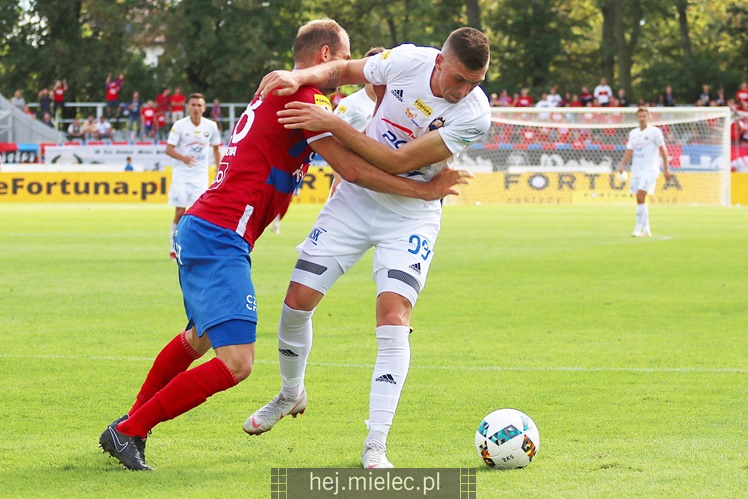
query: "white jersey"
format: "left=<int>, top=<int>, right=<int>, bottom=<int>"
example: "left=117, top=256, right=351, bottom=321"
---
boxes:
left=333, top=88, right=376, bottom=132
left=594, top=84, right=612, bottom=104
left=352, top=44, right=491, bottom=219
left=626, top=125, right=665, bottom=176
left=167, top=116, right=222, bottom=184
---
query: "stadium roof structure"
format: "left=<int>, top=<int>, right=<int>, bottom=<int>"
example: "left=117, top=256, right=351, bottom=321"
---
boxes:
left=0, top=94, right=59, bottom=144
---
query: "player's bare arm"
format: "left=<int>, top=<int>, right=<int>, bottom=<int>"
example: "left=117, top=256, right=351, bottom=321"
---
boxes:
left=257, top=59, right=369, bottom=99
left=660, top=146, right=671, bottom=180
left=165, top=144, right=196, bottom=167
left=279, top=101, right=453, bottom=174
left=212, top=145, right=222, bottom=169
left=311, top=136, right=471, bottom=201
left=618, top=149, right=632, bottom=174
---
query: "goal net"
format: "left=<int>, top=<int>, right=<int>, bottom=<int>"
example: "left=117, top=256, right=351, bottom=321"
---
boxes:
left=449, top=107, right=732, bottom=206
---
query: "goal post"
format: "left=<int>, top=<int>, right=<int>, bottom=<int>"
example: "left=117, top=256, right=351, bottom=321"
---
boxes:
left=449, top=106, right=732, bottom=206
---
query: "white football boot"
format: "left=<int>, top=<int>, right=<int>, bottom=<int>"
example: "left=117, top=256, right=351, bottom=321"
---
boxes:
left=243, top=390, right=307, bottom=435
left=361, top=442, right=394, bottom=468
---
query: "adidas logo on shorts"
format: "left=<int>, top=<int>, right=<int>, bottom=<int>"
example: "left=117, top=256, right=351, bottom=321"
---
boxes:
left=278, top=349, right=298, bottom=357
left=375, top=374, right=397, bottom=384
left=409, top=262, right=421, bottom=274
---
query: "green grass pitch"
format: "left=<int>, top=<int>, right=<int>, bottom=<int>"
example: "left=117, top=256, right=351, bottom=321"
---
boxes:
left=1, top=203, right=746, bottom=498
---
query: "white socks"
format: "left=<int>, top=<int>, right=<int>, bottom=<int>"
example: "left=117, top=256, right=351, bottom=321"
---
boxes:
left=278, top=304, right=315, bottom=400
left=365, top=325, right=411, bottom=446
left=636, top=204, right=649, bottom=232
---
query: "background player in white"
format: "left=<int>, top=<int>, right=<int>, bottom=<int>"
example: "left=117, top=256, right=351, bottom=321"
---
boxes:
left=245, top=28, right=491, bottom=469
left=328, top=45, right=384, bottom=197
left=165, top=93, right=222, bottom=259
left=617, top=107, right=671, bottom=237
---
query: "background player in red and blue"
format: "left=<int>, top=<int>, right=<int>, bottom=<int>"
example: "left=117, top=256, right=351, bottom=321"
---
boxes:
left=98, top=17, right=473, bottom=471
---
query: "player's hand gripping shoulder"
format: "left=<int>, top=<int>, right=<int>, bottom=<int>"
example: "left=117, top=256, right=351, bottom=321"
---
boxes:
left=278, top=101, right=336, bottom=131
left=256, top=70, right=302, bottom=99
left=420, top=168, right=474, bottom=201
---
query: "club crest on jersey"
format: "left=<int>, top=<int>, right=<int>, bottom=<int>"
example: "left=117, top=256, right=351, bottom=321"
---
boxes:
left=428, top=116, right=446, bottom=131
left=314, top=94, right=332, bottom=110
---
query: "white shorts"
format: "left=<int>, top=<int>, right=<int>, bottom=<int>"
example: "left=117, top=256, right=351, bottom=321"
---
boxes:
left=291, top=183, right=441, bottom=307
left=629, top=174, right=657, bottom=195
left=168, top=181, right=205, bottom=208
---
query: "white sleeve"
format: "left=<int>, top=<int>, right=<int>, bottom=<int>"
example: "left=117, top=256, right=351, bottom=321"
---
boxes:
left=334, top=95, right=368, bottom=131
left=437, top=104, right=492, bottom=156
left=654, top=128, right=665, bottom=148
left=626, top=130, right=635, bottom=150
left=210, top=121, right=222, bottom=146
left=363, top=44, right=417, bottom=86
left=166, top=121, right=180, bottom=146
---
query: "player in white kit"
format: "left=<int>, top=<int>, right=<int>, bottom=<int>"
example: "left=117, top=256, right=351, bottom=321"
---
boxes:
left=327, top=46, right=384, bottom=197
left=244, top=28, right=491, bottom=468
left=617, top=107, right=671, bottom=237
left=165, top=93, right=222, bottom=259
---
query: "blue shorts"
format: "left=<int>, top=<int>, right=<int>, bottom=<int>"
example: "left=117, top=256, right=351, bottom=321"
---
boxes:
left=175, top=215, right=258, bottom=347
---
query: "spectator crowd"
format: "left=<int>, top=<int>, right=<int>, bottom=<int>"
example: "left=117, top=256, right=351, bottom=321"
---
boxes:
left=6, top=73, right=224, bottom=143
left=5, top=74, right=747, bottom=144
left=488, top=78, right=748, bottom=143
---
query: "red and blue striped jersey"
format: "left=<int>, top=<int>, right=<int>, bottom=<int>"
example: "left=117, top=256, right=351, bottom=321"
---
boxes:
left=187, top=87, right=332, bottom=247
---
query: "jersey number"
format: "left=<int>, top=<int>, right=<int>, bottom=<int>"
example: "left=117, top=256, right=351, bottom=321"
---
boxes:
left=230, top=99, right=263, bottom=144
left=407, top=235, right=432, bottom=261
left=209, top=100, right=264, bottom=190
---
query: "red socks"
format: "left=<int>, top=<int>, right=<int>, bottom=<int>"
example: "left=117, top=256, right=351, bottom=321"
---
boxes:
left=129, top=331, right=202, bottom=415
left=118, top=357, right=238, bottom=438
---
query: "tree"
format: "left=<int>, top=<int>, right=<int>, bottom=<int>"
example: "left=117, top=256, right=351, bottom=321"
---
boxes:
left=598, top=0, right=616, bottom=84
left=486, top=0, right=586, bottom=94
left=156, top=0, right=303, bottom=102
left=465, top=0, right=481, bottom=29
left=613, top=0, right=643, bottom=98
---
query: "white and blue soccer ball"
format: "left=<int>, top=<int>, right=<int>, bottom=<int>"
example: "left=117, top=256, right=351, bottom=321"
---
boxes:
left=475, top=408, right=540, bottom=470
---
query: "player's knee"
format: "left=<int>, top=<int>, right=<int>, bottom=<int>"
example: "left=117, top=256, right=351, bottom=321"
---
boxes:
left=217, top=349, right=254, bottom=382
left=284, top=281, right=322, bottom=311
left=230, top=360, right=253, bottom=382
left=378, top=311, right=409, bottom=327
left=376, top=292, right=412, bottom=326
left=185, top=330, right=211, bottom=356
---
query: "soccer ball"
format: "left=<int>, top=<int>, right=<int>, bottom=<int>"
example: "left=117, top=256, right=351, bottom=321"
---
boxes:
left=616, top=170, right=628, bottom=183
left=475, top=409, right=540, bottom=469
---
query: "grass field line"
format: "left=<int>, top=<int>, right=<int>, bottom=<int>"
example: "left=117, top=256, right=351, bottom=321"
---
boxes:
left=1, top=354, right=744, bottom=373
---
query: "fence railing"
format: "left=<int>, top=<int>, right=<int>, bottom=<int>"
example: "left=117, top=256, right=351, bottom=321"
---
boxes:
left=27, top=101, right=250, bottom=140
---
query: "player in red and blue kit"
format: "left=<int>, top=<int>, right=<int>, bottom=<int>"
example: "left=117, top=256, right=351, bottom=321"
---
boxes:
left=99, top=18, right=472, bottom=471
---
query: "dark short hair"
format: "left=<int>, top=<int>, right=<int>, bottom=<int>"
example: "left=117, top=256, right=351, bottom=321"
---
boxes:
left=442, top=27, right=490, bottom=71
left=364, top=46, right=385, bottom=58
left=293, top=18, right=348, bottom=64
left=188, top=93, right=205, bottom=103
